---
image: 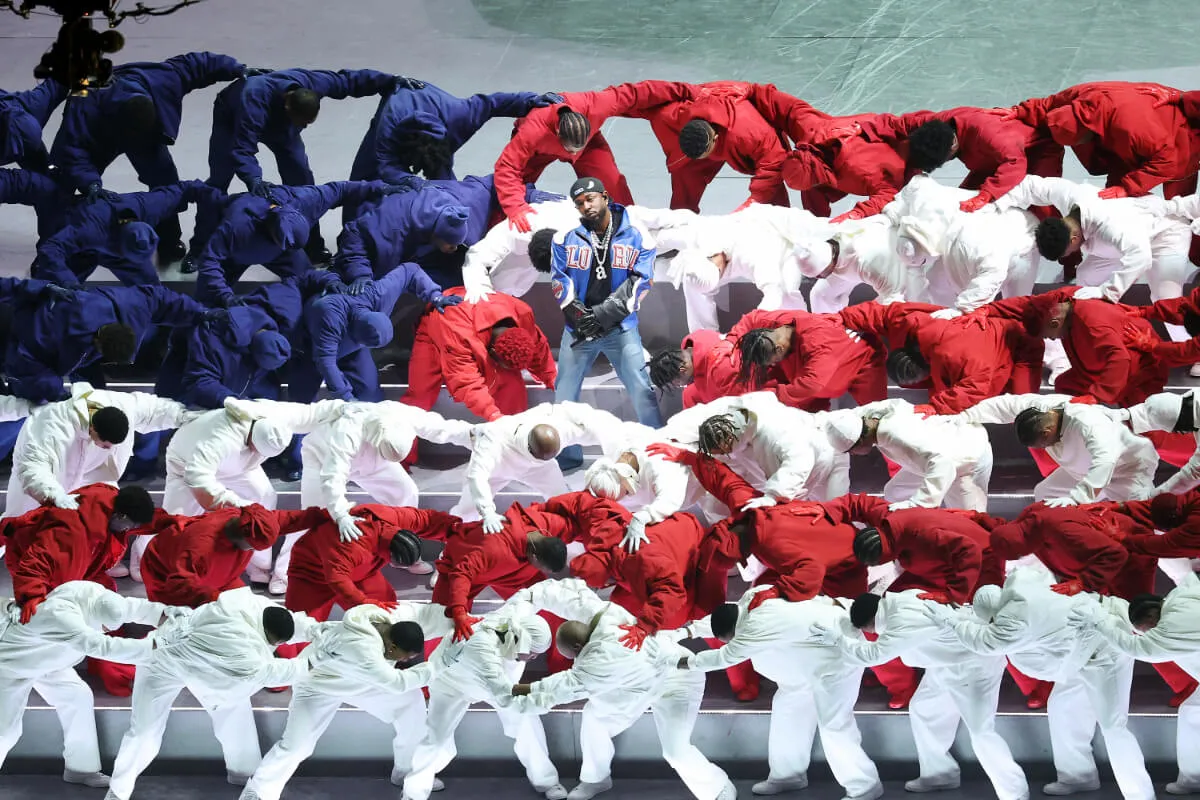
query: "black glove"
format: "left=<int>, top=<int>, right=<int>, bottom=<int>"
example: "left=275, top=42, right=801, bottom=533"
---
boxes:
left=323, top=277, right=349, bottom=295
left=242, top=66, right=272, bottom=77
left=202, top=307, right=230, bottom=324
left=84, top=182, right=117, bottom=203
left=590, top=279, right=639, bottom=332
left=393, top=75, right=426, bottom=91
left=44, top=283, right=78, bottom=302
left=564, top=301, right=602, bottom=339
left=219, top=294, right=247, bottom=308
left=249, top=178, right=276, bottom=201
left=347, top=277, right=372, bottom=296
left=383, top=175, right=424, bottom=195
left=531, top=92, right=565, bottom=108
left=432, top=293, right=464, bottom=313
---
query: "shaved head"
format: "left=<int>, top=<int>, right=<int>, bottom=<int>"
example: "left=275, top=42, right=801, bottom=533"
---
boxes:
left=528, top=424, right=561, bottom=460
left=555, top=620, right=591, bottom=660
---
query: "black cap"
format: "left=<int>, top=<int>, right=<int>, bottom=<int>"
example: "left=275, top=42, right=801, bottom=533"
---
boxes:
left=569, top=177, right=606, bottom=200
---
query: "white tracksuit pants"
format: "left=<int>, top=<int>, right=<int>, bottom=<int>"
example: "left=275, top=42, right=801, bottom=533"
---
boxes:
left=147, top=469, right=279, bottom=578
left=108, top=664, right=262, bottom=799
left=0, top=668, right=101, bottom=774
left=449, top=460, right=569, bottom=522
left=883, top=450, right=993, bottom=512
left=404, top=669, right=558, bottom=800
left=580, top=670, right=729, bottom=800
left=1175, top=666, right=1200, bottom=788
left=242, top=685, right=427, bottom=800
left=1046, top=655, right=1154, bottom=799
left=1033, top=468, right=1153, bottom=504
left=765, top=668, right=879, bottom=796
left=282, top=453, right=421, bottom=581
left=908, top=660, right=1028, bottom=800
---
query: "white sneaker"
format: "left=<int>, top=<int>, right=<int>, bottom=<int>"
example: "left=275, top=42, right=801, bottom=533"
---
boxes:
left=717, top=781, right=739, bottom=800
left=404, top=560, right=434, bottom=576
left=239, top=790, right=261, bottom=800
left=1190, top=364, right=1200, bottom=378
left=104, top=791, right=123, bottom=800
left=904, top=774, right=961, bottom=792
left=1168, top=780, right=1200, bottom=795
left=567, top=777, right=613, bottom=800
left=268, top=575, right=288, bottom=595
left=537, top=783, right=568, bottom=800
left=227, top=771, right=251, bottom=786
left=246, top=566, right=272, bottom=584
left=1042, top=778, right=1100, bottom=795
left=105, top=563, right=129, bottom=579
left=752, top=775, right=807, bottom=795
left=390, top=769, right=442, bottom=792
left=64, top=769, right=110, bottom=787
left=844, top=785, right=885, bottom=800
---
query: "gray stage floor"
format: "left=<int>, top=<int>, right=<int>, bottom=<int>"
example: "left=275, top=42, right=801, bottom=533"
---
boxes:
left=0, top=774, right=1171, bottom=799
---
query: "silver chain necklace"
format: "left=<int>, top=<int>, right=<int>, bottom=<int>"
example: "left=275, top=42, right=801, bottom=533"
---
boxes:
left=587, top=214, right=614, bottom=267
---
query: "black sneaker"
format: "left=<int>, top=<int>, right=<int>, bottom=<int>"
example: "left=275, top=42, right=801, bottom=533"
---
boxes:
left=157, top=240, right=186, bottom=264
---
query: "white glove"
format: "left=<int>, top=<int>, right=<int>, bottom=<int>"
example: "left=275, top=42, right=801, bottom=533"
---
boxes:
left=740, top=496, right=777, bottom=512
left=808, top=622, right=841, bottom=647
left=464, top=286, right=492, bottom=304
left=55, top=493, right=80, bottom=511
left=1044, top=496, right=1077, bottom=509
left=888, top=500, right=919, bottom=512
left=1067, top=602, right=1106, bottom=631
left=622, top=516, right=650, bottom=553
left=923, top=602, right=959, bottom=630
left=211, top=490, right=250, bottom=510
left=930, top=308, right=962, bottom=320
left=1073, top=286, right=1105, bottom=300
left=336, top=514, right=365, bottom=542
left=482, top=512, right=506, bottom=534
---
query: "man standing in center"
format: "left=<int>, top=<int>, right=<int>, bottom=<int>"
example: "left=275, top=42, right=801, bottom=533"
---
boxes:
left=551, top=177, right=662, bottom=469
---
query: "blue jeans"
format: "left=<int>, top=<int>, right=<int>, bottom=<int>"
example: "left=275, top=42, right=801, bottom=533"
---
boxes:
left=554, top=325, right=662, bottom=470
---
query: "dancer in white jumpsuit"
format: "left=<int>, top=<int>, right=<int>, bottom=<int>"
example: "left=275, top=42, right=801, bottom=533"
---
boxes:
left=953, top=393, right=1158, bottom=504
left=4, top=382, right=188, bottom=518
left=300, top=401, right=472, bottom=563
left=812, top=590, right=1029, bottom=800
left=1071, top=572, right=1200, bottom=795
left=510, top=578, right=736, bottom=800
left=680, top=585, right=883, bottom=800
left=930, top=566, right=1154, bottom=799
left=105, top=588, right=317, bottom=800
left=462, top=199, right=696, bottom=301
left=584, top=424, right=710, bottom=552
left=0, top=582, right=173, bottom=787
left=161, top=397, right=347, bottom=591
left=829, top=398, right=993, bottom=510
left=241, top=601, right=452, bottom=800
left=453, top=401, right=629, bottom=528
left=402, top=602, right=563, bottom=800
left=1120, top=390, right=1200, bottom=494
left=797, top=216, right=914, bottom=314
left=652, top=203, right=827, bottom=331
left=993, top=175, right=1193, bottom=327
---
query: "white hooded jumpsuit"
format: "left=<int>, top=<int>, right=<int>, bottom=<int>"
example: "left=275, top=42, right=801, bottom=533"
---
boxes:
left=0, top=582, right=168, bottom=776
left=107, top=588, right=318, bottom=800
left=686, top=586, right=881, bottom=798
left=4, top=383, right=187, bottom=518
left=402, top=602, right=559, bottom=800
left=512, top=579, right=732, bottom=800
left=955, top=393, right=1158, bottom=503
left=945, top=566, right=1154, bottom=799
left=829, top=590, right=1028, bottom=800
left=241, top=601, right=453, bottom=800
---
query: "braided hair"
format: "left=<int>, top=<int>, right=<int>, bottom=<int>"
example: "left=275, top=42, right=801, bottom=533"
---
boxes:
left=649, top=348, right=685, bottom=391
left=556, top=108, right=591, bottom=150
left=698, top=414, right=741, bottom=456
left=737, top=327, right=779, bottom=387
